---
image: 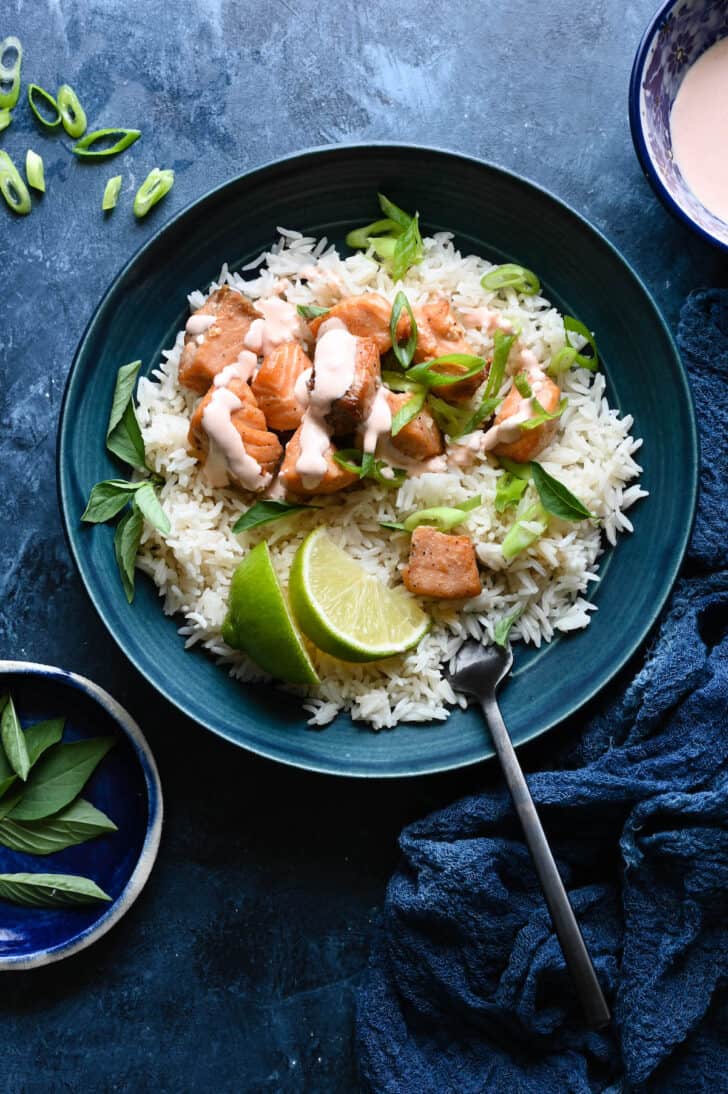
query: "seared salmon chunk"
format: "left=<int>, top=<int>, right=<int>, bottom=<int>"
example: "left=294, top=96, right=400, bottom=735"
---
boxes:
left=492, top=373, right=562, bottom=463
left=403, top=526, right=481, bottom=600
left=316, top=336, right=381, bottom=436
left=252, top=343, right=311, bottom=432
left=308, top=292, right=410, bottom=354
left=179, top=287, right=261, bottom=395
left=188, top=377, right=282, bottom=487
left=385, top=391, right=444, bottom=461
left=279, top=427, right=359, bottom=497
left=413, top=297, right=483, bottom=403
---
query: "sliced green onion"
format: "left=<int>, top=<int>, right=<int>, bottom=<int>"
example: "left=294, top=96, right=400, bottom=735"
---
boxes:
left=390, top=291, right=417, bottom=369
left=0, top=108, right=12, bottom=133
left=25, top=149, right=45, bottom=193
left=519, top=396, right=568, bottom=431
left=407, top=354, right=485, bottom=389
left=484, top=329, right=517, bottom=400
left=501, top=502, right=548, bottom=560
left=513, top=372, right=532, bottom=398
left=296, top=303, right=329, bottom=320
left=345, top=218, right=401, bottom=250
left=369, top=235, right=398, bottom=261
left=391, top=212, right=424, bottom=281
left=426, top=394, right=471, bottom=437
left=547, top=346, right=577, bottom=376
left=493, top=604, right=524, bottom=646
left=102, top=174, right=122, bottom=211
left=562, top=316, right=599, bottom=371
left=57, top=83, right=87, bottom=138
left=495, top=473, right=528, bottom=513
left=72, top=128, right=141, bottom=159
left=333, top=449, right=406, bottom=488
left=27, top=84, right=61, bottom=129
left=133, top=167, right=174, bottom=218
left=481, top=263, right=541, bottom=296
left=0, top=150, right=31, bottom=215
left=459, top=394, right=502, bottom=437
left=497, top=456, right=532, bottom=480
left=0, top=37, right=22, bottom=110
left=391, top=388, right=426, bottom=436
left=403, top=496, right=482, bottom=533
left=377, top=193, right=412, bottom=229
left=381, top=370, right=424, bottom=394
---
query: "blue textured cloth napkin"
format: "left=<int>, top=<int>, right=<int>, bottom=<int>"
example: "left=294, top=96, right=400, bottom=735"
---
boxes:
left=356, top=290, right=728, bottom=1093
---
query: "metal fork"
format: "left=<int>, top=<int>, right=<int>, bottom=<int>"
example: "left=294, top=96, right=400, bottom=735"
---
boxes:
left=448, top=640, right=611, bottom=1029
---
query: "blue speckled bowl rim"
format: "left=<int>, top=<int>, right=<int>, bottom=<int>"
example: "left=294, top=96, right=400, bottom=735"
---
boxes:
left=57, top=143, right=698, bottom=778
left=0, top=661, right=163, bottom=970
left=628, top=0, right=728, bottom=254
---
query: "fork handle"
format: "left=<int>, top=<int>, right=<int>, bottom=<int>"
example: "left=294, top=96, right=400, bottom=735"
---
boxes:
left=481, top=694, right=611, bottom=1029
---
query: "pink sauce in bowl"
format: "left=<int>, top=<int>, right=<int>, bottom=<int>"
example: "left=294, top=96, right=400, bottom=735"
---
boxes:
left=670, top=37, right=728, bottom=226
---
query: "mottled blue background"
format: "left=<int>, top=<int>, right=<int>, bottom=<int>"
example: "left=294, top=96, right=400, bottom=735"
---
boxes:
left=0, top=1, right=725, bottom=1090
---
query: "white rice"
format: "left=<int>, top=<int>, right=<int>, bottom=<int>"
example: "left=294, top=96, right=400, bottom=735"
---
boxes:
left=135, top=231, right=647, bottom=730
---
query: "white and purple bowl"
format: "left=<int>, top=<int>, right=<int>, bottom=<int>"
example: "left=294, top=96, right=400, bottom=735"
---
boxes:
left=629, top=0, right=728, bottom=251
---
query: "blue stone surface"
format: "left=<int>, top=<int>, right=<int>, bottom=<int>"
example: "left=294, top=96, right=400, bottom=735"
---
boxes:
left=0, top=1, right=724, bottom=1089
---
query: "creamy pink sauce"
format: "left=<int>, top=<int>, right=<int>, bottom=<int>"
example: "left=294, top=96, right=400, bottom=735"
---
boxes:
left=244, top=297, right=304, bottom=356
left=201, top=387, right=268, bottom=491
left=361, top=385, right=392, bottom=454
left=186, top=313, right=217, bottom=337
left=459, top=307, right=513, bottom=334
left=670, top=37, right=728, bottom=224
left=295, top=327, right=358, bottom=488
left=213, top=350, right=258, bottom=388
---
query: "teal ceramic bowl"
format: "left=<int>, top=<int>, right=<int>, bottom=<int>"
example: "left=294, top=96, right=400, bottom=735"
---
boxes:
left=58, top=145, right=698, bottom=778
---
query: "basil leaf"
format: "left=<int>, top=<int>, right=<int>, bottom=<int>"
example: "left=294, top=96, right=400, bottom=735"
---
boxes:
left=563, top=316, right=599, bottom=371
left=501, top=502, right=549, bottom=560
left=495, top=473, right=528, bottom=513
left=390, top=291, right=417, bottom=369
left=0, top=694, right=8, bottom=716
left=9, top=737, right=115, bottom=822
left=25, top=718, right=64, bottom=767
left=333, top=450, right=406, bottom=488
left=0, top=785, right=23, bottom=820
left=134, top=482, right=170, bottom=535
left=0, top=775, right=17, bottom=800
left=407, top=354, right=485, bottom=389
left=513, top=372, right=532, bottom=398
left=296, top=304, right=329, bottom=320
left=0, top=798, right=117, bottom=855
left=377, top=193, right=411, bottom=230
left=0, top=872, right=111, bottom=907
left=107, top=360, right=142, bottom=435
left=481, top=264, right=541, bottom=296
left=519, top=396, right=568, bottom=431
left=493, top=605, right=524, bottom=647
left=81, top=479, right=142, bottom=523
left=107, top=399, right=147, bottom=471
left=233, top=500, right=318, bottom=533
left=1, top=696, right=30, bottom=781
left=530, top=462, right=595, bottom=521
left=114, top=506, right=144, bottom=603
left=391, top=213, right=424, bottom=281
left=484, top=329, right=517, bottom=400
left=391, top=389, right=426, bottom=436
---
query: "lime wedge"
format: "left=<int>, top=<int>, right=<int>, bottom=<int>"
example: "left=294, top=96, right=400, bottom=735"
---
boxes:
left=289, top=528, right=430, bottom=663
left=222, top=542, right=319, bottom=685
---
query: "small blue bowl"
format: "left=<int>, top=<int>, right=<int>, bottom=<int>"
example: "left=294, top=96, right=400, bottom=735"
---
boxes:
left=0, top=662, right=162, bottom=969
left=629, top=0, right=728, bottom=251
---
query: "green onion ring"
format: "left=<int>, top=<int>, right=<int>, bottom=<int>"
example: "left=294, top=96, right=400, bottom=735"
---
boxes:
left=0, top=37, right=22, bottom=110
left=27, top=84, right=62, bottom=129
left=72, top=128, right=141, bottom=159
left=346, top=218, right=401, bottom=250
left=481, top=263, right=541, bottom=296
left=102, top=174, right=123, bottom=211
left=0, top=108, right=12, bottom=133
left=25, top=149, right=45, bottom=193
left=513, top=372, right=532, bottom=398
left=57, top=83, right=87, bottom=138
left=0, top=150, right=31, bottom=214
left=391, top=388, right=426, bottom=436
left=133, top=167, right=174, bottom=218
left=407, top=354, right=485, bottom=389
left=389, top=290, right=418, bottom=369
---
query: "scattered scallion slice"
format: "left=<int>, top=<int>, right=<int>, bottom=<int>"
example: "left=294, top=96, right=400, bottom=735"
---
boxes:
left=0, top=37, right=22, bottom=111
left=72, top=127, right=141, bottom=159
left=493, top=604, right=523, bottom=646
left=346, top=194, right=424, bottom=279
left=27, top=84, right=62, bottom=129
left=390, top=291, right=417, bottom=369
left=0, top=150, right=30, bottom=215
left=391, top=388, right=426, bottom=436
left=381, top=370, right=422, bottom=394
left=547, top=345, right=578, bottom=376
left=495, top=473, right=528, bottom=513
left=133, top=167, right=174, bottom=218
left=406, top=354, right=485, bottom=389
left=381, top=496, right=481, bottom=533
left=519, top=396, right=567, bottom=431
left=25, top=149, right=44, bottom=193
left=484, top=329, right=517, bottom=400
left=296, top=303, right=329, bottom=320
left=333, top=449, right=406, bottom=488
left=102, top=174, right=122, bottom=211
left=481, top=263, right=541, bottom=296
left=562, top=315, right=599, bottom=371
left=345, top=217, right=401, bottom=250
left=501, top=502, right=549, bottom=560
left=513, top=372, right=532, bottom=398
left=426, top=394, right=472, bottom=437
left=0, top=108, right=12, bottom=133
left=377, top=193, right=412, bottom=229
left=57, top=83, right=87, bottom=138
left=391, top=212, right=424, bottom=281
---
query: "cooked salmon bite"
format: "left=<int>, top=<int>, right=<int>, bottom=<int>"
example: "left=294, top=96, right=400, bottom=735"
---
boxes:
left=491, top=373, right=562, bottom=463
left=278, top=427, right=359, bottom=497
left=385, top=391, right=444, bottom=461
left=315, top=335, right=381, bottom=436
left=188, top=377, right=282, bottom=489
left=413, top=297, right=484, bottom=403
left=252, top=342, right=311, bottom=432
left=403, top=526, right=482, bottom=600
left=308, top=292, right=410, bottom=353
left=179, top=286, right=262, bottom=394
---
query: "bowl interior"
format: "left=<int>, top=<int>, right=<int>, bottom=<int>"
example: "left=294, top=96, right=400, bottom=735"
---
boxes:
left=0, top=666, right=157, bottom=966
left=633, top=0, right=728, bottom=247
left=58, top=146, right=697, bottom=777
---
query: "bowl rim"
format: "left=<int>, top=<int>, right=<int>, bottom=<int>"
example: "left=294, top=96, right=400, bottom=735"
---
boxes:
left=57, top=142, right=699, bottom=778
left=0, top=661, right=163, bottom=970
left=628, top=0, right=728, bottom=254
